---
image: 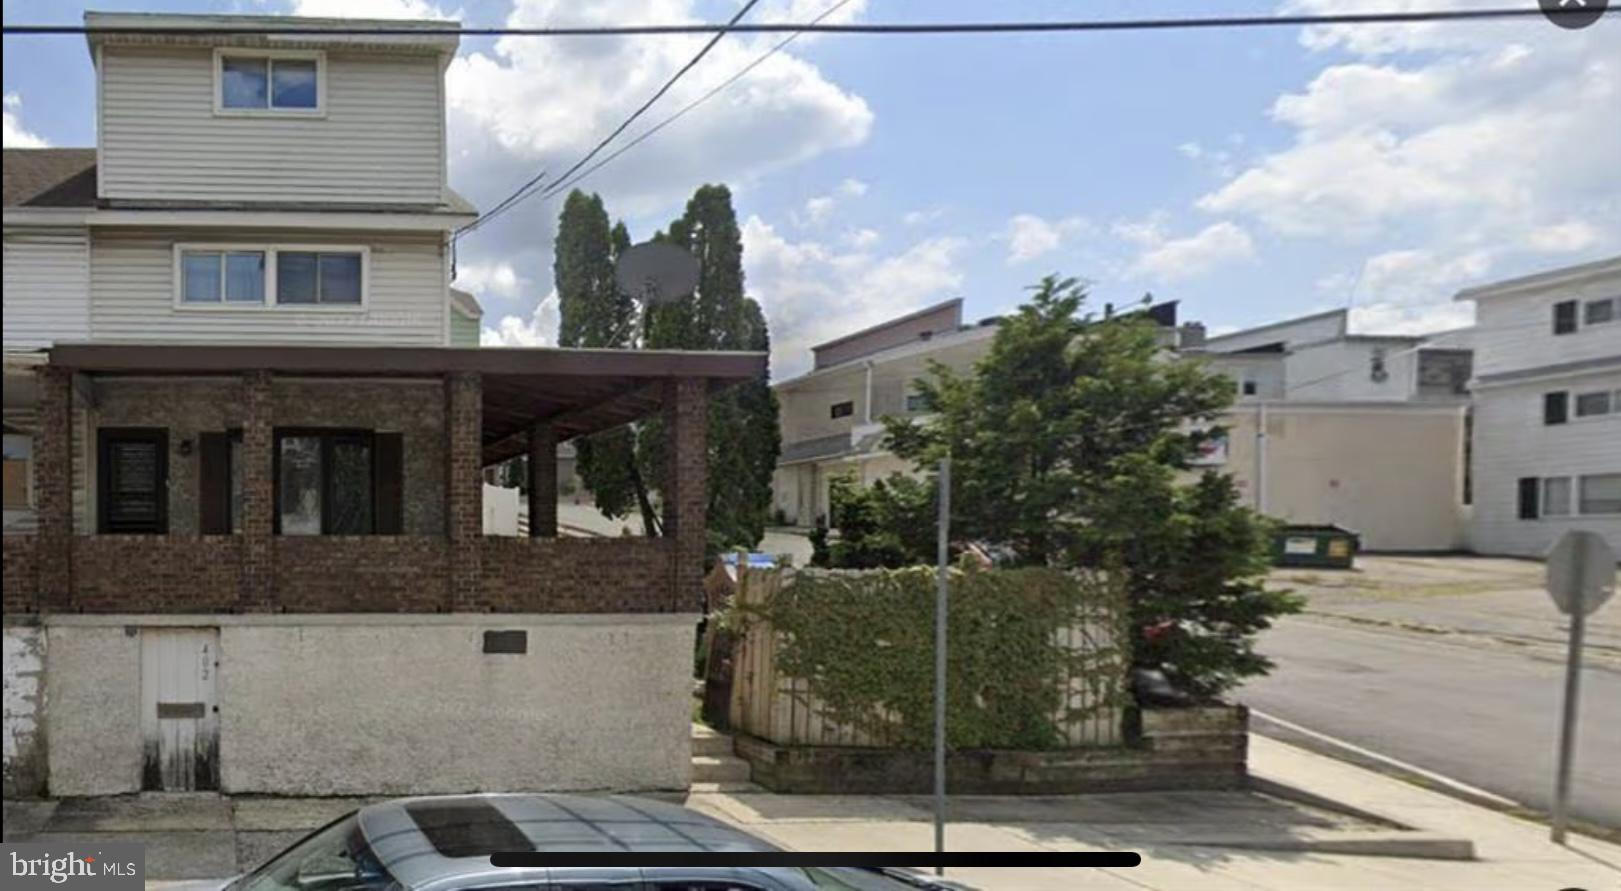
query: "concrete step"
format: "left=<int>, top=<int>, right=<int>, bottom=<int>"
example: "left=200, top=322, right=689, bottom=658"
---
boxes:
left=691, top=724, right=734, bottom=758
left=691, top=754, right=752, bottom=785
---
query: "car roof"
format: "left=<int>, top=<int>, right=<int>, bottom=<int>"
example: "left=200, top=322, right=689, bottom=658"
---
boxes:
left=355, top=793, right=786, bottom=891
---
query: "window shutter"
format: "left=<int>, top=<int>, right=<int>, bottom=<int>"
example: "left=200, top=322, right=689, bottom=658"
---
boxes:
left=1543, top=391, right=1568, bottom=425
left=374, top=432, right=404, bottom=535
left=1517, top=477, right=1540, bottom=520
left=1552, top=300, right=1578, bottom=335
left=198, top=432, right=231, bottom=534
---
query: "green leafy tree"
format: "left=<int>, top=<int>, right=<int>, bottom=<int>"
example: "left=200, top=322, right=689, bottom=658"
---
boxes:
left=885, top=276, right=1299, bottom=698
left=554, top=191, right=656, bottom=532
left=811, top=474, right=938, bottom=568
left=640, top=184, right=781, bottom=553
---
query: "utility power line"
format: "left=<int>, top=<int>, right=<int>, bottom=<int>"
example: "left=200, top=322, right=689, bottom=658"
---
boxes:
left=459, top=0, right=856, bottom=241
left=2, top=8, right=1596, bottom=37
left=457, top=0, right=763, bottom=240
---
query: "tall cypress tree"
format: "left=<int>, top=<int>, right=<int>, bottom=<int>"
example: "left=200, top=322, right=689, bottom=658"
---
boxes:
left=555, top=190, right=649, bottom=526
left=641, top=184, right=781, bottom=551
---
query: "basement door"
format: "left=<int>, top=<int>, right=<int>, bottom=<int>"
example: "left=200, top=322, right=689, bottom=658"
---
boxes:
left=140, top=628, right=220, bottom=791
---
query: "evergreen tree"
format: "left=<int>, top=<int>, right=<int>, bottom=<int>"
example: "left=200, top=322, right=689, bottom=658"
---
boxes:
left=885, top=276, right=1299, bottom=698
left=641, top=185, right=781, bottom=552
left=554, top=190, right=650, bottom=528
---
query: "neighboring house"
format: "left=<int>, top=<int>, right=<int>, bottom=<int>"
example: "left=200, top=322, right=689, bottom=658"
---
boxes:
left=771, top=299, right=997, bottom=526
left=1190, top=309, right=1473, bottom=552
left=450, top=287, right=483, bottom=346
left=1453, top=255, right=1621, bottom=558
left=1, top=12, right=757, bottom=801
left=771, top=297, right=1186, bottom=526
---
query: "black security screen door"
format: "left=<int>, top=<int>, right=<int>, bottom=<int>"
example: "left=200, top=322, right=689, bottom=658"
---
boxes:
left=98, top=428, right=168, bottom=534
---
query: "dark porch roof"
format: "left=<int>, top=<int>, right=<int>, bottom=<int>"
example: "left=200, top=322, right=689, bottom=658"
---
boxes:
left=46, top=343, right=766, bottom=463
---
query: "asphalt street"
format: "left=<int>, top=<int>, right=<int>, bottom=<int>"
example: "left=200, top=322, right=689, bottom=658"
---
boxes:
left=1241, top=615, right=1621, bottom=829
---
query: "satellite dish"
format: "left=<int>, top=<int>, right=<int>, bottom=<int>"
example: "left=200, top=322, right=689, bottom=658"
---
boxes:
left=614, top=241, right=700, bottom=305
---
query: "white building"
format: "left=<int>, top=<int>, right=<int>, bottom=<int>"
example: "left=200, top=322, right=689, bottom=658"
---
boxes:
left=1453, top=256, right=1621, bottom=558
left=1190, top=308, right=1473, bottom=552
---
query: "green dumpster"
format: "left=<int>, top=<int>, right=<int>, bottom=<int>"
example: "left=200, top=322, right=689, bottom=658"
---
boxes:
left=1273, top=524, right=1360, bottom=569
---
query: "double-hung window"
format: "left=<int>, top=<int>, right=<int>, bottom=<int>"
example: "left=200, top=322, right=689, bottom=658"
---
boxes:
left=219, top=52, right=321, bottom=112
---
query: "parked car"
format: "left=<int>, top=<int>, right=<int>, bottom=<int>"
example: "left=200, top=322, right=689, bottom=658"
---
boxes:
left=220, top=794, right=964, bottom=891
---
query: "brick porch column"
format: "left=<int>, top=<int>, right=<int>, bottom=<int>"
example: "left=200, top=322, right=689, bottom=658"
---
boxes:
left=527, top=422, right=557, bottom=538
left=239, top=371, right=275, bottom=611
left=447, top=371, right=483, bottom=610
left=34, top=366, right=73, bottom=610
left=663, top=377, right=707, bottom=612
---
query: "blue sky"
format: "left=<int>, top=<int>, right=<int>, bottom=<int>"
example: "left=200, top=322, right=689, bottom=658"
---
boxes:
left=5, top=1, right=1618, bottom=376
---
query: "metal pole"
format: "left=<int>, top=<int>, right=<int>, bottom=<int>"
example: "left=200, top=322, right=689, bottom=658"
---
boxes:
left=1552, top=597, right=1586, bottom=844
left=933, top=457, right=951, bottom=874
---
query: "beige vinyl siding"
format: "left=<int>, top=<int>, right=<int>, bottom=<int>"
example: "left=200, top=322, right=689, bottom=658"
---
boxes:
left=3, top=228, right=91, bottom=349
left=90, top=228, right=448, bottom=345
left=98, top=46, right=444, bottom=205
left=1468, top=371, right=1621, bottom=557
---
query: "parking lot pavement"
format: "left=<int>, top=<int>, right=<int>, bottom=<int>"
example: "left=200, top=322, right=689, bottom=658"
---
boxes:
left=1270, top=555, right=1621, bottom=665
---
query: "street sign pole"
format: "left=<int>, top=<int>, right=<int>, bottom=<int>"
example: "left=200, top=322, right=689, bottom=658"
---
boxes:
left=933, top=457, right=950, bottom=875
left=1552, top=600, right=1585, bottom=845
left=1543, top=529, right=1615, bottom=845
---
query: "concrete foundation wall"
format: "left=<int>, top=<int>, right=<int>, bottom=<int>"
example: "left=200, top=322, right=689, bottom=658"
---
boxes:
left=44, top=624, right=144, bottom=796
left=3, top=625, right=48, bottom=797
left=218, top=615, right=695, bottom=794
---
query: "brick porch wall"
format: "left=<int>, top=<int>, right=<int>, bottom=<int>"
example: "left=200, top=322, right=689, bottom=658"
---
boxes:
left=480, top=537, right=673, bottom=612
left=17, top=366, right=712, bottom=616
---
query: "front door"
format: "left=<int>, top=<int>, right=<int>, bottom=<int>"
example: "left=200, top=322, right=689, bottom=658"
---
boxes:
left=140, top=628, right=220, bottom=791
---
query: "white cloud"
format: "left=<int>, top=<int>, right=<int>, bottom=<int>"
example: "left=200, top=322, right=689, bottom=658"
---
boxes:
left=844, top=227, right=881, bottom=250
left=3, top=93, right=49, bottom=148
left=797, top=177, right=869, bottom=226
left=1200, top=1, right=1620, bottom=253
left=1356, top=248, right=1494, bottom=306
left=400, top=0, right=871, bottom=337
left=742, top=214, right=965, bottom=377
left=1528, top=221, right=1603, bottom=254
left=455, top=259, right=529, bottom=304
left=482, top=290, right=560, bottom=347
left=1004, top=213, right=1094, bottom=265
left=1348, top=301, right=1474, bottom=337
left=902, top=207, right=946, bottom=227
left=1125, top=221, right=1255, bottom=282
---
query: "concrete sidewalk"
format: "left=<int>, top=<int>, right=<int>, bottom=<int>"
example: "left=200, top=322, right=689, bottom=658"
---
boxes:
left=5, top=733, right=1617, bottom=890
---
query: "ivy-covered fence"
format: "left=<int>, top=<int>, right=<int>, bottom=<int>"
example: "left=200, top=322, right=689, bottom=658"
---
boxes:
left=724, top=565, right=1130, bottom=751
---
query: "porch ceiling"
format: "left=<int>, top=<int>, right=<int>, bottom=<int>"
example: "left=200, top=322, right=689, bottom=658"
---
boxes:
left=45, top=343, right=766, bottom=464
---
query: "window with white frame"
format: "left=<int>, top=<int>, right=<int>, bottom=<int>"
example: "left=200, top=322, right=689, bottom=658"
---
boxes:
left=180, top=250, right=267, bottom=304
left=175, top=245, right=365, bottom=308
left=218, top=52, right=321, bottom=112
left=276, top=252, right=363, bottom=305
left=1580, top=474, right=1621, bottom=515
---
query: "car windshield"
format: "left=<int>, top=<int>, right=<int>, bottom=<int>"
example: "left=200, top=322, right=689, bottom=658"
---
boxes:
left=237, top=814, right=395, bottom=891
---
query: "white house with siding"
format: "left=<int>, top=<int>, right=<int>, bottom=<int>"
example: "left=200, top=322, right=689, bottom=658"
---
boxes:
left=3, top=12, right=478, bottom=531
left=1453, top=255, right=1621, bottom=558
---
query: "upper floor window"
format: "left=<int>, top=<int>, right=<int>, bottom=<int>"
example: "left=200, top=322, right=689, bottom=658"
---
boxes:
left=176, top=244, right=367, bottom=308
left=217, top=51, right=323, bottom=113
left=1553, top=296, right=1618, bottom=335
left=830, top=401, right=855, bottom=419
